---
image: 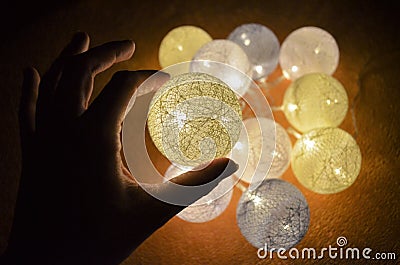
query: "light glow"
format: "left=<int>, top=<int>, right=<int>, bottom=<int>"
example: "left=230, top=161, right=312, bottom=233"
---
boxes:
left=291, top=127, right=362, bottom=194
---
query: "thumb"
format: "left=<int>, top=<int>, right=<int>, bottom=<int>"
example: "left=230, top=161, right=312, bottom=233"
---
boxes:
left=148, top=158, right=239, bottom=221
left=85, top=70, right=169, bottom=129
left=170, top=158, right=238, bottom=187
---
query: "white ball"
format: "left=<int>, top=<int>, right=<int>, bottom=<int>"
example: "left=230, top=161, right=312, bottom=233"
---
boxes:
left=228, top=23, right=280, bottom=79
left=164, top=165, right=234, bottom=223
left=231, top=118, right=291, bottom=185
left=279, top=26, right=339, bottom=80
left=190, top=39, right=252, bottom=97
left=236, top=179, right=310, bottom=250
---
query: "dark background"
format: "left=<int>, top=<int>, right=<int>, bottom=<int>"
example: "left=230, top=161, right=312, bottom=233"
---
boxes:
left=0, top=0, right=399, bottom=264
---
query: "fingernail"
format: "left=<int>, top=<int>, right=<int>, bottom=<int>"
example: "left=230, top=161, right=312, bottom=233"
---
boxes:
left=216, top=159, right=239, bottom=180
left=123, top=39, right=135, bottom=48
left=225, top=160, right=239, bottom=176
left=157, top=71, right=170, bottom=79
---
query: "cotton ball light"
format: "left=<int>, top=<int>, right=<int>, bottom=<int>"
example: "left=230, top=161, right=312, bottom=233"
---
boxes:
left=190, top=39, right=252, bottom=97
left=292, top=127, right=361, bottom=194
left=237, top=179, right=310, bottom=250
left=231, top=118, right=291, bottom=185
left=282, top=73, right=348, bottom=133
left=164, top=165, right=234, bottom=223
left=159, top=25, right=212, bottom=68
left=279, top=26, right=339, bottom=80
left=228, top=23, right=280, bottom=80
left=147, top=72, right=242, bottom=168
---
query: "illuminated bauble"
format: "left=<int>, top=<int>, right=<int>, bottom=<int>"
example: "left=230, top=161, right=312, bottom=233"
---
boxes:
left=292, top=127, right=361, bottom=194
left=231, top=118, right=291, bottom=185
left=190, top=39, right=252, bottom=96
left=282, top=73, right=348, bottom=133
left=228, top=23, right=280, bottom=80
left=279, top=26, right=339, bottom=80
left=237, top=179, right=310, bottom=250
left=164, top=165, right=234, bottom=223
left=158, top=25, right=212, bottom=68
left=147, top=72, right=242, bottom=168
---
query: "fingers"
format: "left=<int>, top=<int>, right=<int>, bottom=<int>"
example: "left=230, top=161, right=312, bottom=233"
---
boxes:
left=55, top=40, right=135, bottom=117
left=170, top=158, right=238, bottom=187
left=59, top=32, right=90, bottom=57
left=146, top=158, right=238, bottom=220
left=36, top=32, right=90, bottom=127
left=86, top=70, right=169, bottom=129
left=19, top=67, right=40, bottom=144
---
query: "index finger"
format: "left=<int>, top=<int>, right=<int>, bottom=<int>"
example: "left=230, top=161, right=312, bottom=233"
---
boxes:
left=55, top=40, right=135, bottom=117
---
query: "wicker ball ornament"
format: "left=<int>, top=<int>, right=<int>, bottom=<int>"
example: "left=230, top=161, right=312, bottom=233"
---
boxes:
left=237, top=179, right=310, bottom=250
left=282, top=73, right=348, bottom=133
left=147, top=72, right=242, bottom=168
left=231, top=118, right=291, bottom=185
left=190, top=40, right=252, bottom=97
left=228, top=23, right=280, bottom=79
left=279, top=26, right=339, bottom=80
left=158, top=25, right=212, bottom=68
left=291, top=127, right=362, bottom=194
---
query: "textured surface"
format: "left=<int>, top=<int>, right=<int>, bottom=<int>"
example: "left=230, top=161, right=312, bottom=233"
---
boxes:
left=191, top=39, right=252, bottom=96
left=158, top=25, right=212, bottom=68
left=237, top=179, right=310, bottom=249
left=291, top=127, right=362, bottom=194
left=231, top=117, right=291, bottom=184
left=0, top=0, right=399, bottom=264
left=147, top=72, right=242, bottom=167
left=279, top=26, right=339, bottom=80
left=282, top=73, right=349, bottom=133
left=228, top=23, right=280, bottom=79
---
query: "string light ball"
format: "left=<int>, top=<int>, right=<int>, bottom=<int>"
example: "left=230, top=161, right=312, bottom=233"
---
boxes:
left=147, top=72, right=242, bottom=168
left=282, top=73, right=349, bottom=133
left=291, top=127, right=362, bottom=194
left=231, top=118, right=291, bottom=185
left=237, top=179, right=310, bottom=250
left=279, top=26, right=340, bottom=80
left=164, top=165, right=234, bottom=223
left=158, top=25, right=212, bottom=68
left=190, top=39, right=252, bottom=96
left=228, top=23, right=280, bottom=80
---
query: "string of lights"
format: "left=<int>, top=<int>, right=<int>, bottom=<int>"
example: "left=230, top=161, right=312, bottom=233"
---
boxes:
left=122, top=23, right=362, bottom=251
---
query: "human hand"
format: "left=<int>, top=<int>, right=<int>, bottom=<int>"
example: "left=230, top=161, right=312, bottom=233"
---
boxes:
left=2, top=32, right=238, bottom=265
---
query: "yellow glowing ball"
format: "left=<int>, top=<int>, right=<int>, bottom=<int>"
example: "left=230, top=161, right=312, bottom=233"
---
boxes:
left=158, top=26, right=212, bottom=68
left=291, top=127, right=362, bottom=194
left=147, top=72, right=242, bottom=167
left=282, top=73, right=348, bottom=133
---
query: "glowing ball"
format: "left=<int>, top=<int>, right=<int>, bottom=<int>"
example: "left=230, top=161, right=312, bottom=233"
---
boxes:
left=279, top=26, right=339, bottom=80
left=190, top=39, right=252, bottom=96
left=291, top=127, right=362, bottom=194
left=282, top=73, right=348, bottom=133
left=158, top=25, right=212, bottom=68
left=164, top=165, right=234, bottom=223
left=231, top=118, right=291, bottom=185
left=237, top=179, right=310, bottom=249
left=228, top=23, right=280, bottom=80
left=147, top=72, right=242, bottom=168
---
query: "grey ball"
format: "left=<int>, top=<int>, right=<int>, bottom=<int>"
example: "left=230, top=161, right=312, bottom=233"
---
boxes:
left=236, top=179, right=310, bottom=250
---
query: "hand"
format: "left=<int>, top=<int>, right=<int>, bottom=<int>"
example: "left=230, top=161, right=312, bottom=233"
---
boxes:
left=2, top=32, right=238, bottom=265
